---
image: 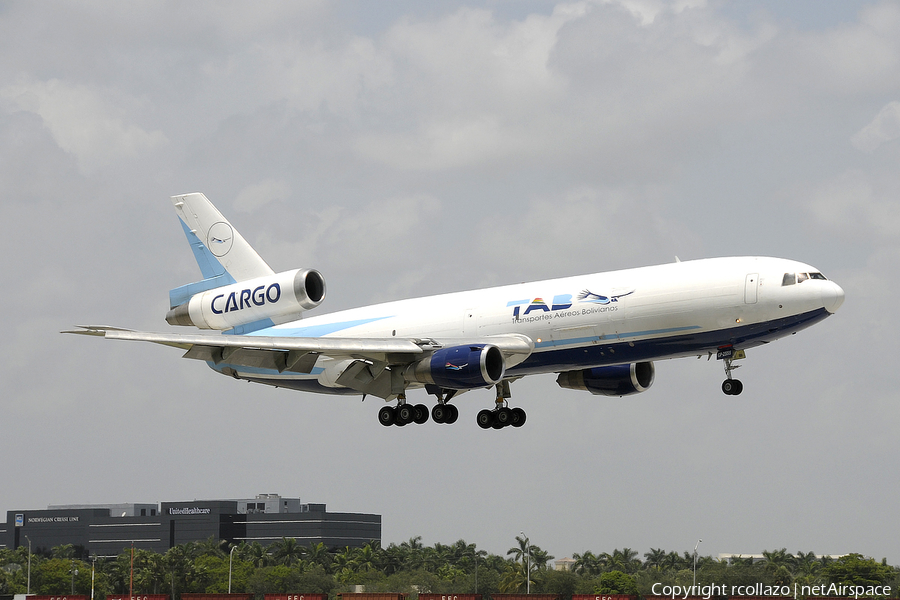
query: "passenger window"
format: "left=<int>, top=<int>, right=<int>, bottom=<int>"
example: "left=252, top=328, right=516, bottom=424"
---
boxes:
left=782, top=273, right=796, bottom=286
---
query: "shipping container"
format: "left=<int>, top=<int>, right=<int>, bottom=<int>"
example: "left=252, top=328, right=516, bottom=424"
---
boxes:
left=418, top=595, right=482, bottom=600
left=337, top=594, right=408, bottom=600
left=572, top=595, right=637, bottom=600
left=26, top=596, right=89, bottom=600
left=265, top=595, right=328, bottom=600
left=106, top=595, right=170, bottom=600
left=181, top=594, right=253, bottom=600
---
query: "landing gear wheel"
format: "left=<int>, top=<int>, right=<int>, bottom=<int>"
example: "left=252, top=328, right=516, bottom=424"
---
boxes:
left=432, top=404, right=448, bottom=423
left=396, top=404, right=415, bottom=425
left=722, top=379, right=743, bottom=395
left=413, top=403, right=429, bottom=424
left=511, top=407, right=526, bottom=427
left=496, top=406, right=512, bottom=427
left=378, top=406, right=395, bottom=426
left=445, top=404, right=459, bottom=424
left=476, top=409, right=494, bottom=429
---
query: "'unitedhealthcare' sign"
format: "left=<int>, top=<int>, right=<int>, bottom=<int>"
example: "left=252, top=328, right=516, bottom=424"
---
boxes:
left=168, top=507, right=211, bottom=515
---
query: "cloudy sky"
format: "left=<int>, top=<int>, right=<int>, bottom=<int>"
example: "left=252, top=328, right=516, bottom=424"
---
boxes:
left=2, top=0, right=898, bottom=565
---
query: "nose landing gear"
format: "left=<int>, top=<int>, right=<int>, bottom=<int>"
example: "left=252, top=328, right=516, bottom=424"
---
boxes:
left=720, top=350, right=744, bottom=395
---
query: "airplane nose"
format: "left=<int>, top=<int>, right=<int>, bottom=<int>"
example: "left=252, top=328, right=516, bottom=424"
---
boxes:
left=822, top=281, right=845, bottom=313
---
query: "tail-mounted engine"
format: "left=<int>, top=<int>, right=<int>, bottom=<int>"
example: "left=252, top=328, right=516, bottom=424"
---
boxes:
left=407, top=344, right=506, bottom=390
left=556, top=362, right=655, bottom=396
left=166, top=268, right=326, bottom=330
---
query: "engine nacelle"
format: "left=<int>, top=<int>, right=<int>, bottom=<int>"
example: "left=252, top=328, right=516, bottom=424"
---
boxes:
left=407, top=344, right=505, bottom=390
left=166, top=268, right=326, bottom=330
left=556, top=362, right=655, bottom=396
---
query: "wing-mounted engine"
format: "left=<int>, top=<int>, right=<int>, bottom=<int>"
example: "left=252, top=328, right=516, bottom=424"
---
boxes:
left=407, top=344, right=506, bottom=390
left=556, top=362, right=654, bottom=396
left=166, top=268, right=326, bottom=331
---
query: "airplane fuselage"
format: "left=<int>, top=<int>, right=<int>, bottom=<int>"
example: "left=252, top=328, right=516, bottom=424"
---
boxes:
left=236, top=256, right=843, bottom=392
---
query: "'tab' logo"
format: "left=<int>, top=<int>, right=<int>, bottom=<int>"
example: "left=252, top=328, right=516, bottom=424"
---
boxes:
left=509, top=295, right=573, bottom=319
left=508, top=289, right=634, bottom=320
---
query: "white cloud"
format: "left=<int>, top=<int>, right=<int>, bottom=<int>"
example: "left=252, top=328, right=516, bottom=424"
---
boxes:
left=0, top=77, right=167, bottom=173
left=234, top=179, right=292, bottom=212
left=800, top=168, right=900, bottom=241
left=852, top=100, right=900, bottom=152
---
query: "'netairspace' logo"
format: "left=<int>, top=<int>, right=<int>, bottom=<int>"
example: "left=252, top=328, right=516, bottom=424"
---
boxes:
left=508, top=289, right=634, bottom=321
left=650, top=583, right=893, bottom=600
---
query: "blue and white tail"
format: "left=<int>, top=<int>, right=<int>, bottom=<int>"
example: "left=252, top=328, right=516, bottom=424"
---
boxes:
left=169, top=192, right=273, bottom=309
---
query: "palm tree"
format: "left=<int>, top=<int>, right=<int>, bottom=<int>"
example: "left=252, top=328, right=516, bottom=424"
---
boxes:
left=507, top=535, right=528, bottom=565
left=353, top=542, right=381, bottom=572
left=270, top=537, right=304, bottom=566
left=530, top=546, right=555, bottom=571
left=794, top=551, right=821, bottom=577
left=499, top=561, right=530, bottom=593
left=762, top=548, right=796, bottom=574
left=193, top=537, right=227, bottom=558
left=51, top=545, right=75, bottom=559
left=644, top=548, right=668, bottom=571
left=609, top=548, right=640, bottom=574
left=573, top=550, right=604, bottom=576
left=331, top=546, right=357, bottom=581
left=242, top=542, right=271, bottom=568
left=305, top=542, right=332, bottom=572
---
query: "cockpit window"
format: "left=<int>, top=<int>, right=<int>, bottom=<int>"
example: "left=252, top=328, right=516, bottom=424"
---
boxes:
left=784, top=272, right=828, bottom=286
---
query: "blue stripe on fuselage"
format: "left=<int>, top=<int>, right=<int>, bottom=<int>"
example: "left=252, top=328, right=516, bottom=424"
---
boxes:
left=247, top=316, right=393, bottom=337
left=509, top=307, right=831, bottom=375
left=209, top=308, right=832, bottom=391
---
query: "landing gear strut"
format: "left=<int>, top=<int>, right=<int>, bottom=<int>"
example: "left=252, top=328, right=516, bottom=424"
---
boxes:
left=431, top=389, right=459, bottom=424
left=477, top=381, right=526, bottom=429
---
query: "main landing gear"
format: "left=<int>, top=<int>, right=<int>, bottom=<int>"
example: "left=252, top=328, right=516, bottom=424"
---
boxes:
left=377, top=391, right=459, bottom=426
left=378, top=394, right=429, bottom=427
left=476, top=381, right=526, bottom=430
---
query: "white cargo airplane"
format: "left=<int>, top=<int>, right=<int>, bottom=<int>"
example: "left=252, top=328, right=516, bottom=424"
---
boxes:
left=67, top=193, right=845, bottom=429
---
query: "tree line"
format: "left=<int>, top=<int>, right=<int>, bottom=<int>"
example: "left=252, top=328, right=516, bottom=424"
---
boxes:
left=1, top=537, right=897, bottom=600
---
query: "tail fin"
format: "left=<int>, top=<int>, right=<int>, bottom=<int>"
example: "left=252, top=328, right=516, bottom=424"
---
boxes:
left=169, top=192, right=274, bottom=308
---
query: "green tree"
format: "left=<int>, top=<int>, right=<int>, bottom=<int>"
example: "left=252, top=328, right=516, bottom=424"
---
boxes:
left=644, top=548, right=668, bottom=571
left=32, top=558, right=91, bottom=594
left=609, top=548, right=641, bottom=574
left=597, top=570, right=638, bottom=595
left=271, top=537, right=305, bottom=566
left=822, top=554, right=896, bottom=588
left=305, top=542, right=332, bottom=573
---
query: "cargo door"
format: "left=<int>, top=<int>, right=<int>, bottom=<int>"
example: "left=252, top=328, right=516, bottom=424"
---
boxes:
left=744, top=273, right=759, bottom=304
